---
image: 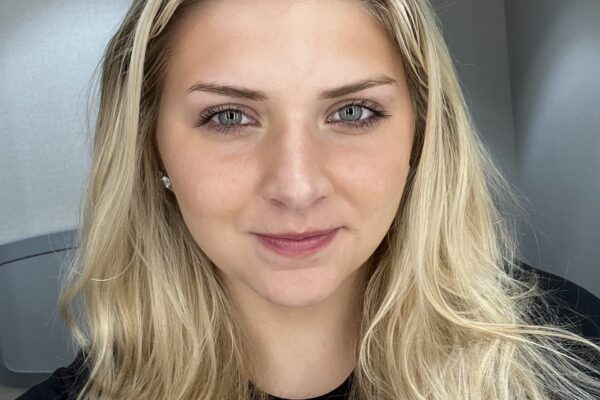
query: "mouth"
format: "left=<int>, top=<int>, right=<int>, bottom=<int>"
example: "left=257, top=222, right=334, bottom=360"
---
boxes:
left=253, top=227, right=340, bottom=258
left=253, top=227, right=340, bottom=240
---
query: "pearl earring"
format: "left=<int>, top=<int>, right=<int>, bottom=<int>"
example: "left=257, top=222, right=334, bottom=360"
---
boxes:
left=159, top=170, right=172, bottom=190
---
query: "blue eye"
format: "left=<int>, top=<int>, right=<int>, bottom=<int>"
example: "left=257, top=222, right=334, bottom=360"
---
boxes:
left=194, top=100, right=390, bottom=135
left=193, top=106, right=251, bottom=135
left=329, top=100, right=390, bottom=131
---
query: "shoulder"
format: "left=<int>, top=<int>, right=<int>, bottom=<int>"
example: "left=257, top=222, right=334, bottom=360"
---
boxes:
left=516, top=260, right=600, bottom=342
left=16, top=349, right=89, bottom=400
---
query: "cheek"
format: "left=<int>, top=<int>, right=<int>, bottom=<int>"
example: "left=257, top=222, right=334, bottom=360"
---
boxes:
left=173, top=154, right=256, bottom=273
left=341, top=148, right=408, bottom=265
left=333, top=138, right=409, bottom=223
left=171, top=148, right=255, bottom=230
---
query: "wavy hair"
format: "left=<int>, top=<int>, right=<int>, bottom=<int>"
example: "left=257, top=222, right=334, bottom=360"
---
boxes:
left=58, top=0, right=600, bottom=398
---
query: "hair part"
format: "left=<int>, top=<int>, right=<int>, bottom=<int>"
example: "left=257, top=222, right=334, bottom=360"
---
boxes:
left=58, top=0, right=600, bottom=398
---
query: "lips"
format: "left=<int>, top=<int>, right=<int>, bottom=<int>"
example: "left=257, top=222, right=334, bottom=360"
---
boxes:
left=256, top=228, right=339, bottom=240
left=253, top=228, right=340, bottom=258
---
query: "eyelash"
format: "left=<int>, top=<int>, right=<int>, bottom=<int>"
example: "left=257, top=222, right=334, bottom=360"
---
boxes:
left=193, top=99, right=391, bottom=135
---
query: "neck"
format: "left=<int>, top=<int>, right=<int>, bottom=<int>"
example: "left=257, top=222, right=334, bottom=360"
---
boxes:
left=226, top=263, right=369, bottom=399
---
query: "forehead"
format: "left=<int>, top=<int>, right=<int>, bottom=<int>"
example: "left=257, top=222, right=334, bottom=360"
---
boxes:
left=164, top=0, right=406, bottom=96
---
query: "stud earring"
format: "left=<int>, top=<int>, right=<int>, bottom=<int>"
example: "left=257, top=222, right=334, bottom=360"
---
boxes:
left=159, top=170, right=172, bottom=190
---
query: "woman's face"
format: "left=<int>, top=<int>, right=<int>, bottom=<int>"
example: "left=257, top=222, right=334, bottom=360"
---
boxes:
left=156, top=0, right=415, bottom=308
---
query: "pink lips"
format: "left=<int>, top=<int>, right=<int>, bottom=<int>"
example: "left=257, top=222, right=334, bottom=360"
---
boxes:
left=254, top=228, right=339, bottom=258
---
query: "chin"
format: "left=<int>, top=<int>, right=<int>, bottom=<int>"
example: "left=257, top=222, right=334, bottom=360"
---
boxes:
left=253, top=268, right=344, bottom=309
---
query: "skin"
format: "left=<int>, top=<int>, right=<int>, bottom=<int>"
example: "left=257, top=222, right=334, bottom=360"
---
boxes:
left=156, top=0, right=415, bottom=398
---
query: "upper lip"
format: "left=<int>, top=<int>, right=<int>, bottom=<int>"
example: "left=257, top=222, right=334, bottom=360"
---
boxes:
left=254, top=227, right=340, bottom=240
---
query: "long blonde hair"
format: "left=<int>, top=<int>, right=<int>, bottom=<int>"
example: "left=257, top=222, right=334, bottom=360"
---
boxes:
left=59, top=0, right=600, bottom=398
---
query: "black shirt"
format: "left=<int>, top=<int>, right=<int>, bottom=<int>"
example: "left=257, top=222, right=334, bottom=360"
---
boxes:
left=16, top=262, right=600, bottom=400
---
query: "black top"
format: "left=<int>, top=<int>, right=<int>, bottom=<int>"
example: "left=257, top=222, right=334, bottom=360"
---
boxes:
left=16, top=262, right=600, bottom=400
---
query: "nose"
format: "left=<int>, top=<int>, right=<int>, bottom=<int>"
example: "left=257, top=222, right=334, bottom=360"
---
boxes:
left=261, top=122, right=333, bottom=213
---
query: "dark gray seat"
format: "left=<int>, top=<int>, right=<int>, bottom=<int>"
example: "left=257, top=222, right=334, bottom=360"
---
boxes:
left=0, top=230, right=79, bottom=388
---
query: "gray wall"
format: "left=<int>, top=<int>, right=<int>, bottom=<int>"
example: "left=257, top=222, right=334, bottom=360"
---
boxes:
left=0, top=0, right=131, bottom=248
left=505, top=0, right=600, bottom=296
left=432, top=0, right=600, bottom=297
left=432, top=0, right=520, bottom=187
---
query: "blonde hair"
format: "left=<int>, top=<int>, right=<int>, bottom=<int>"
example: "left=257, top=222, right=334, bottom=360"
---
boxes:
left=59, top=0, right=600, bottom=398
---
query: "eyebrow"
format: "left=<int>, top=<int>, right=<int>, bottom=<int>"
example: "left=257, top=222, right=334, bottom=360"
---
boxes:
left=186, top=74, right=397, bottom=101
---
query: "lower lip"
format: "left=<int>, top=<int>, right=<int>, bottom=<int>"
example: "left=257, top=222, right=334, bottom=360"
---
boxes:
left=254, top=228, right=339, bottom=258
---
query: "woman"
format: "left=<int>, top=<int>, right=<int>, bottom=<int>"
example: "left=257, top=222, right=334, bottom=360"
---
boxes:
left=17, top=0, right=600, bottom=399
